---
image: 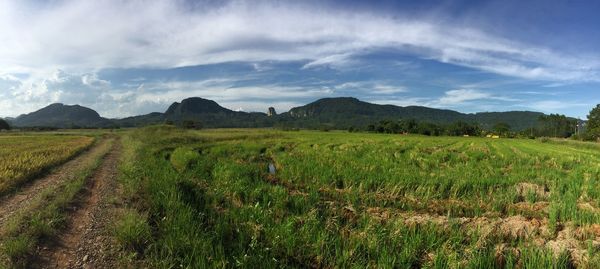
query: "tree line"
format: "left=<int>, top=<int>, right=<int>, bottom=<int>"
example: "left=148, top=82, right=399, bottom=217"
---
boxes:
left=360, top=114, right=580, bottom=139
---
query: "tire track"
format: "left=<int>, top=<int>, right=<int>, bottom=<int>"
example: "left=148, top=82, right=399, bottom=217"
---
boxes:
left=34, top=138, right=122, bottom=269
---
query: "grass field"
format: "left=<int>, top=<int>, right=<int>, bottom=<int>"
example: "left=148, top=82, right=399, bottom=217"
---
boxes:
left=0, top=135, right=95, bottom=195
left=113, top=126, right=600, bottom=268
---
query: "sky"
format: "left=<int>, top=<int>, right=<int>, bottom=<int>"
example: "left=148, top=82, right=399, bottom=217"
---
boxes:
left=1, top=0, right=600, bottom=119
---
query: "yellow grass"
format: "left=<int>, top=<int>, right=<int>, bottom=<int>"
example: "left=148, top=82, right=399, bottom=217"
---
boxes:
left=0, top=135, right=94, bottom=194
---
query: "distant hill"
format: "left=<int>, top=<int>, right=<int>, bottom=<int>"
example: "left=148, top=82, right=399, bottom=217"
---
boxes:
left=116, top=97, right=274, bottom=128
left=472, top=111, right=546, bottom=131
left=115, top=112, right=165, bottom=127
left=165, top=97, right=232, bottom=116
left=12, top=103, right=113, bottom=128
left=7, top=96, right=568, bottom=131
left=284, top=97, right=547, bottom=130
left=284, top=97, right=467, bottom=128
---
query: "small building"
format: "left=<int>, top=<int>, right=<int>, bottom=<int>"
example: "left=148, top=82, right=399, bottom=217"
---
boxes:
left=267, top=107, right=277, bottom=116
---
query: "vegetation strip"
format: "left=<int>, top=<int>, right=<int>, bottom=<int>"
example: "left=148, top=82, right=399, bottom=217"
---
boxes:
left=0, top=138, right=114, bottom=268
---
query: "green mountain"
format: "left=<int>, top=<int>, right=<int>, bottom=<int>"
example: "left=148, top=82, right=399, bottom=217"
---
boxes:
left=115, top=112, right=165, bottom=127
left=472, top=111, right=546, bottom=131
left=165, top=97, right=232, bottom=115
left=283, top=97, right=547, bottom=130
left=284, top=97, right=467, bottom=128
left=163, top=97, right=273, bottom=127
left=12, top=103, right=113, bottom=128
left=7, top=96, right=567, bottom=131
left=116, top=97, right=274, bottom=128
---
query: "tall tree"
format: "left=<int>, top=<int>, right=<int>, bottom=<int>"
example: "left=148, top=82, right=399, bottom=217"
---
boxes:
left=0, top=119, right=10, bottom=130
left=536, top=114, right=576, bottom=138
left=585, top=105, right=600, bottom=140
left=493, top=122, right=511, bottom=135
left=587, top=105, right=600, bottom=130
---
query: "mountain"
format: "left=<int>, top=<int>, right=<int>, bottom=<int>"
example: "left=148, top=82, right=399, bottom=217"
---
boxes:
left=116, top=97, right=274, bottom=128
left=116, top=112, right=165, bottom=127
left=7, top=96, right=567, bottom=131
left=12, top=103, right=113, bottom=128
left=164, top=97, right=233, bottom=116
left=284, top=97, right=547, bottom=130
left=285, top=97, right=468, bottom=128
left=472, top=111, right=546, bottom=131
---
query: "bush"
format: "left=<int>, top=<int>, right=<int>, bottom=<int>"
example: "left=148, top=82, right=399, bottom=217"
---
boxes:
left=114, top=210, right=151, bottom=252
left=170, top=147, right=201, bottom=172
left=583, top=127, right=600, bottom=141
left=182, top=120, right=202, bottom=129
left=319, top=125, right=331, bottom=132
left=538, top=137, right=551, bottom=143
left=2, top=235, right=33, bottom=263
left=0, top=118, right=10, bottom=131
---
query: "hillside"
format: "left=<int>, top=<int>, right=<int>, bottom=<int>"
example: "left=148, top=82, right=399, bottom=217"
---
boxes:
left=164, top=97, right=233, bottom=116
left=116, top=97, right=274, bottom=128
left=473, top=111, right=546, bottom=131
left=12, top=103, right=113, bottom=128
left=284, top=97, right=546, bottom=130
left=8, top=96, right=567, bottom=130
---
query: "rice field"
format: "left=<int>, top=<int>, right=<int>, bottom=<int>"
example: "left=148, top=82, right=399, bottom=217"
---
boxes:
left=115, top=126, right=600, bottom=268
left=0, top=135, right=95, bottom=195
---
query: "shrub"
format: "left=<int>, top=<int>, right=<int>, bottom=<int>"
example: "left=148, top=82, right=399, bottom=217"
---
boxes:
left=0, top=118, right=10, bottom=131
left=170, top=147, right=201, bottom=172
left=114, top=210, right=151, bottom=252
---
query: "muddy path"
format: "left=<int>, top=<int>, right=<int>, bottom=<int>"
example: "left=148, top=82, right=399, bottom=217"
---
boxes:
left=33, top=138, right=122, bottom=269
left=0, top=138, right=113, bottom=228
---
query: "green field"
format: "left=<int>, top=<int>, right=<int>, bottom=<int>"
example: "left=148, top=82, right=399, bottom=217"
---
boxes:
left=112, top=126, right=600, bottom=268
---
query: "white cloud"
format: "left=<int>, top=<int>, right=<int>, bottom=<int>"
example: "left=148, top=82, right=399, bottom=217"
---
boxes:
left=1, top=1, right=599, bottom=118
left=438, top=89, right=492, bottom=105
left=81, top=73, right=110, bottom=88
left=0, top=1, right=598, bottom=82
left=369, top=97, right=432, bottom=107
left=0, top=68, right=340, bottom=118
left=369, top=89, right=518, bottom=111
left=436, top=89, right=517, bottom=106
left=302, top=53, right=357, bottom=70
left=528, top=100, right=590, bottom=112
left=334, top=81, right=407, bottom=95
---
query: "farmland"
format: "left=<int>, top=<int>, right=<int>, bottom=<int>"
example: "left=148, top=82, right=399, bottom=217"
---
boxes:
left=3, top=127, right=600, bottom=268
left=0, top=135, right=95, bottom=195
left=114, top=127, right=600, bottom=268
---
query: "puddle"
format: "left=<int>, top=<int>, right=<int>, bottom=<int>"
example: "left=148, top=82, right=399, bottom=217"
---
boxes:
left=268, top=163, right=276, bottom=174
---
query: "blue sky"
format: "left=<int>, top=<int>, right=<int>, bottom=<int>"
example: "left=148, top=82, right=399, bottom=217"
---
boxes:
left=0, top=0, right=599, bottom=119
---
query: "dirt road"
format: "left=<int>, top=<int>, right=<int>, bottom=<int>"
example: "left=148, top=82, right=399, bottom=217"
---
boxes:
left=32, top=139, right=122, bottom=269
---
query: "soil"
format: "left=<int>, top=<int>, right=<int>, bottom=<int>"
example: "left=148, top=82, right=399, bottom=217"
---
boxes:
left=32, top=138, right=122, bottom=269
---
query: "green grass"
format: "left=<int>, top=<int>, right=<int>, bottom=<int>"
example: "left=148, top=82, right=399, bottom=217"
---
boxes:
left=113, top=209, right=151, bottom=252
left=114, top=126, right=600, bottom=268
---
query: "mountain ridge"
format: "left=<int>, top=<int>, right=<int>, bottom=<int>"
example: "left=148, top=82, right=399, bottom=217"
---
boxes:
left=12, top=103, right=113, bottom=128
left=8, top=96, right=567, bottom=130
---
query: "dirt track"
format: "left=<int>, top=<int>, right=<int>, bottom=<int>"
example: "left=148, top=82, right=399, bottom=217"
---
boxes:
left=32, top=138, right=122, bottom=269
